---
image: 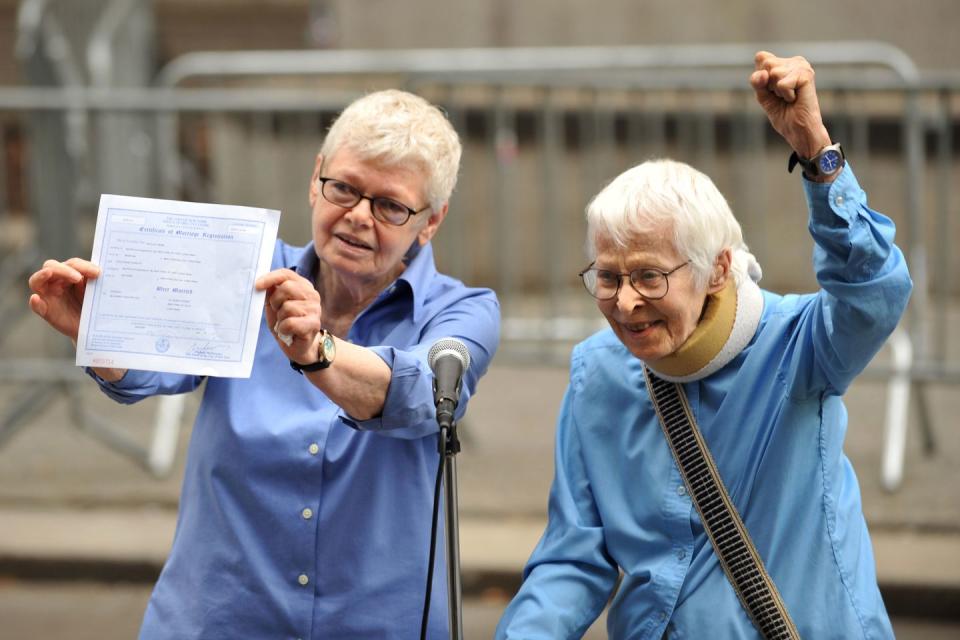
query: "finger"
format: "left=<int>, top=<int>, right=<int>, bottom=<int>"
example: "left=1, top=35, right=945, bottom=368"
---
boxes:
left=272, top=282, right=321, bottom=317
left=754, top=50, right=776, bottom=71
left=265, top=288, right=294, bottom=314
left=27, top=268, right=54, bottom=293
left=774, top=68, right=804, bottom=102
left=775, top=79, right=797, bottom=103
left=28, top=266, right=77, bottom=294
left=62, top=259, right=101, bottom=279
left=266, top=280, right=301, bottom=308
left=34, top=259, right=89, bottom=287
left=255, top=268, right=300, bottom=291
left=749, top=69, right=769, bottom=92
left=42, top=260, right=84, bottom=281
left=272, top=300, right=315, bottom=331
left=28, top=293, right=47, bottom=318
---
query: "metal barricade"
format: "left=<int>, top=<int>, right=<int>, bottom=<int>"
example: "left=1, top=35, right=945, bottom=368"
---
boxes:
left=1, top=43, right=957, bottom=489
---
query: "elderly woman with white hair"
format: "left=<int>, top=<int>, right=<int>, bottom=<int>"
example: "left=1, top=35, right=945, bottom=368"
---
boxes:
left=497, top=52, right=910, bottom=639
left=29, top=90, right=500, bottom=639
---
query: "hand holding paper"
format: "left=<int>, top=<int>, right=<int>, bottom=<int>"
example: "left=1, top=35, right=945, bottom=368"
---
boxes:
left=29, top=257, right=101, bottom=342
left=73, top=194, right=280, bottom=378
left=256, top=268, right=324, bottom=365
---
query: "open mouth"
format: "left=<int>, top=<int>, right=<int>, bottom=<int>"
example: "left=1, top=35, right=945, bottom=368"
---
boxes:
left=335, top=233, right=373, bottom=251
left=622, top=320, right=660, bottom=335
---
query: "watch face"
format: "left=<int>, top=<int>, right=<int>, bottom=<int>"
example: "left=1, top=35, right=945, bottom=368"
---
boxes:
left=321, top=334, right=336, bottom=361
left=818, top=149, right=843, bottom=174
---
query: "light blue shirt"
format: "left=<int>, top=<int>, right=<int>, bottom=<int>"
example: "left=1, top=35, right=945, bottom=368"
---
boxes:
left=496, top=165, right=911, bottom=639
left=91, top=240, right=500, bottom=639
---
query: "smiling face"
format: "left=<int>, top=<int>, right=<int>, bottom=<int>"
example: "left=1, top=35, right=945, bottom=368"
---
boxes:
left=593, top=226, right=727, bottom=363
left=310, top=146, right=446, bottom=295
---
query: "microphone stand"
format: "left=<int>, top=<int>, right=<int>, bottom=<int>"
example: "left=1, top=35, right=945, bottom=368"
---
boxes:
left=437, top=407, right=464, bottom=640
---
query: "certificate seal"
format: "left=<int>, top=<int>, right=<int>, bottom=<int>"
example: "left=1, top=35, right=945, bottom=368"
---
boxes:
left=155, top=337, right=171, bottom=353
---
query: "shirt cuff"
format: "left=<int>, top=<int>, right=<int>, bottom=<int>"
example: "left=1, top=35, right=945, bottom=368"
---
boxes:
left=338, top=345, right=435, bottom=433
left=803, top=163, right=867, bottom=227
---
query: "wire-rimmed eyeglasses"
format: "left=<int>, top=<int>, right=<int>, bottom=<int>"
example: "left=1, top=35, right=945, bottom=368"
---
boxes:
left=578, top=261, right=690, bottom=301
left=318, top=177, right=431, bottom=226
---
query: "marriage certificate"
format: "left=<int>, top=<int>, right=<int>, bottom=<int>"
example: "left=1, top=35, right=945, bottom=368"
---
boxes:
left=76, top=194, right=280, bottom=378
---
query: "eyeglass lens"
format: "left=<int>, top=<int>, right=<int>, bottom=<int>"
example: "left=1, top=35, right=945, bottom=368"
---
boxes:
left=583, top=268, right=670, bottom=300
left=321, top=179, right=412, bottom=225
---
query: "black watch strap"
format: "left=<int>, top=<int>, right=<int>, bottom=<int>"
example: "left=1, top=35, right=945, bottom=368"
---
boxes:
left=289, top=330, right=336, bottom=374
left=787, top=151, right=817, bottom=176
left=289, top=357, right=332, bottom=373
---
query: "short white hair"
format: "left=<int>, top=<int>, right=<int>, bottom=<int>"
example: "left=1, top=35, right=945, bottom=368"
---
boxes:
left=320, top=89, right=462, bottom=211
left=585, top=159, right=761, bottom=288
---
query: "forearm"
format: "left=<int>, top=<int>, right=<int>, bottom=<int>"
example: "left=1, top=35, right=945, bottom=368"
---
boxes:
left=302, top=337, right=391, bottom=420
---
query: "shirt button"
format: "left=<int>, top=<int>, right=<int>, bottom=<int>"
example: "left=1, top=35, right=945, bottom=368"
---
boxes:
left=658, top=610, right=668, bottom=622
left=676, top=485, right=686, bottom=496
left=677, top=549, right=687, bottom=560
left=835, top=195, right=845, bottom=206
left=301, top=507, right=313, bottom=520
left=298, top=573, right=309, bottom=586
left=308, top=443, right=319, bottom=455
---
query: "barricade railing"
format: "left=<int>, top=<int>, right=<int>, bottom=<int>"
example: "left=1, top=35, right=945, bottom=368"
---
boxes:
left=0, top=43, right=957, bottom=490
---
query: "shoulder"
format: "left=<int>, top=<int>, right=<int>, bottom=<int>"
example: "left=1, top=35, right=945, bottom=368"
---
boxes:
left=420, top=271, right=500, bottom=325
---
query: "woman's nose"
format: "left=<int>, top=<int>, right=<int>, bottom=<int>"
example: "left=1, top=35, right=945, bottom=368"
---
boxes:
left=615, top=278, right=645, bottom=312
left=344, top=197, right=375, bottom=226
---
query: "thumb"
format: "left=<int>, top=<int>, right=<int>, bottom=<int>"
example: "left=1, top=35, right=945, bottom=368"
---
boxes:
left=750, top=70, right=781, bottom=113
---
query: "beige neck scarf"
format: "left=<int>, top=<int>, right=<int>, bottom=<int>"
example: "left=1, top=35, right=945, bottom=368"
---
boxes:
left=644, top=276, right=764, bottom=383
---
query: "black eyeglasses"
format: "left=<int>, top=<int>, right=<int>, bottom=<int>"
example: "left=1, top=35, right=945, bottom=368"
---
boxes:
left=578, top=261, right=690, bottom=301
left=318, top=177, right=430, bottom=226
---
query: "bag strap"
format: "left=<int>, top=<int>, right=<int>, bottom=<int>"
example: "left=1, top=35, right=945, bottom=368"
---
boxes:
left=643, top=367, right=800, bottom=640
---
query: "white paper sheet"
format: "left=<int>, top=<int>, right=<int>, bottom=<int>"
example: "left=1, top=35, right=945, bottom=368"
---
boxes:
left=76, top=194, right=280, bottom=378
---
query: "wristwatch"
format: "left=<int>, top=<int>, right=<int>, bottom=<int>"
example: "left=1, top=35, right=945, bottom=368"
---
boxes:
left=788, top=143, right=845, bottom=178
left=289, top=330, right=336, bottom=373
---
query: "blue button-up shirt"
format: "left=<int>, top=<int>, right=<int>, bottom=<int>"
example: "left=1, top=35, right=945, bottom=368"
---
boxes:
left=496, top=166, right=911, bottom=639
left=91, top=240, right=500, bottom=639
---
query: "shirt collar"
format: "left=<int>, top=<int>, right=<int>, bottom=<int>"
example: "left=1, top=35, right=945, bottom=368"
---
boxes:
left=290, top=241, right=436, bottom=324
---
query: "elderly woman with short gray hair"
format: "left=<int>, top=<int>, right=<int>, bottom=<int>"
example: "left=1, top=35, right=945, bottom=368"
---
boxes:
left=497, top=51, right=909, bottom=639
left=30, top=89, right=500, bottom=639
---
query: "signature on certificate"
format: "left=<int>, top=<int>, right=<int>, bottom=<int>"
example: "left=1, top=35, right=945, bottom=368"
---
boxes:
left=186, top=342, right=231, bottom=361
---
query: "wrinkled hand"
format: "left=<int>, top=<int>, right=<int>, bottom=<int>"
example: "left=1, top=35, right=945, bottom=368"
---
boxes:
left=255, top=269, right=323, bottom=364
left=750, top=51, right=832, bottom=159
left=28, top=258, right=100, bottom=341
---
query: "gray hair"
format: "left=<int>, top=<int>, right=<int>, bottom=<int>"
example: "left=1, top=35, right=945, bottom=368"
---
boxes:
left=320, top=89, right=462, bottom=211
left=585, top=159, right=761, bottom=289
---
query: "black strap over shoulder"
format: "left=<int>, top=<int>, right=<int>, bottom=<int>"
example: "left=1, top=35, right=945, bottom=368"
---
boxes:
left=644, top=368, right=801, bottom=640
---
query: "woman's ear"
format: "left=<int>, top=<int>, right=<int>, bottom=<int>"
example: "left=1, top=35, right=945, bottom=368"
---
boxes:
left=416, top=202, right=448, bottom=247
left=707, top=248, right=733, bottom=293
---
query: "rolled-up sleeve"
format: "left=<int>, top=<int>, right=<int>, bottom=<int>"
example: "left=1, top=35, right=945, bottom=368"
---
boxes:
left=339, top=288, right=500, bottom=439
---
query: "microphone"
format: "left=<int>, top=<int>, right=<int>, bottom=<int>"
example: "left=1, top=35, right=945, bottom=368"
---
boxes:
left=428, top=338, right=471, bottom=429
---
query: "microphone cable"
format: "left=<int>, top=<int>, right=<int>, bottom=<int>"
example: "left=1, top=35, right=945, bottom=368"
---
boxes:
left=419, top=443, right=445, bottom=640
